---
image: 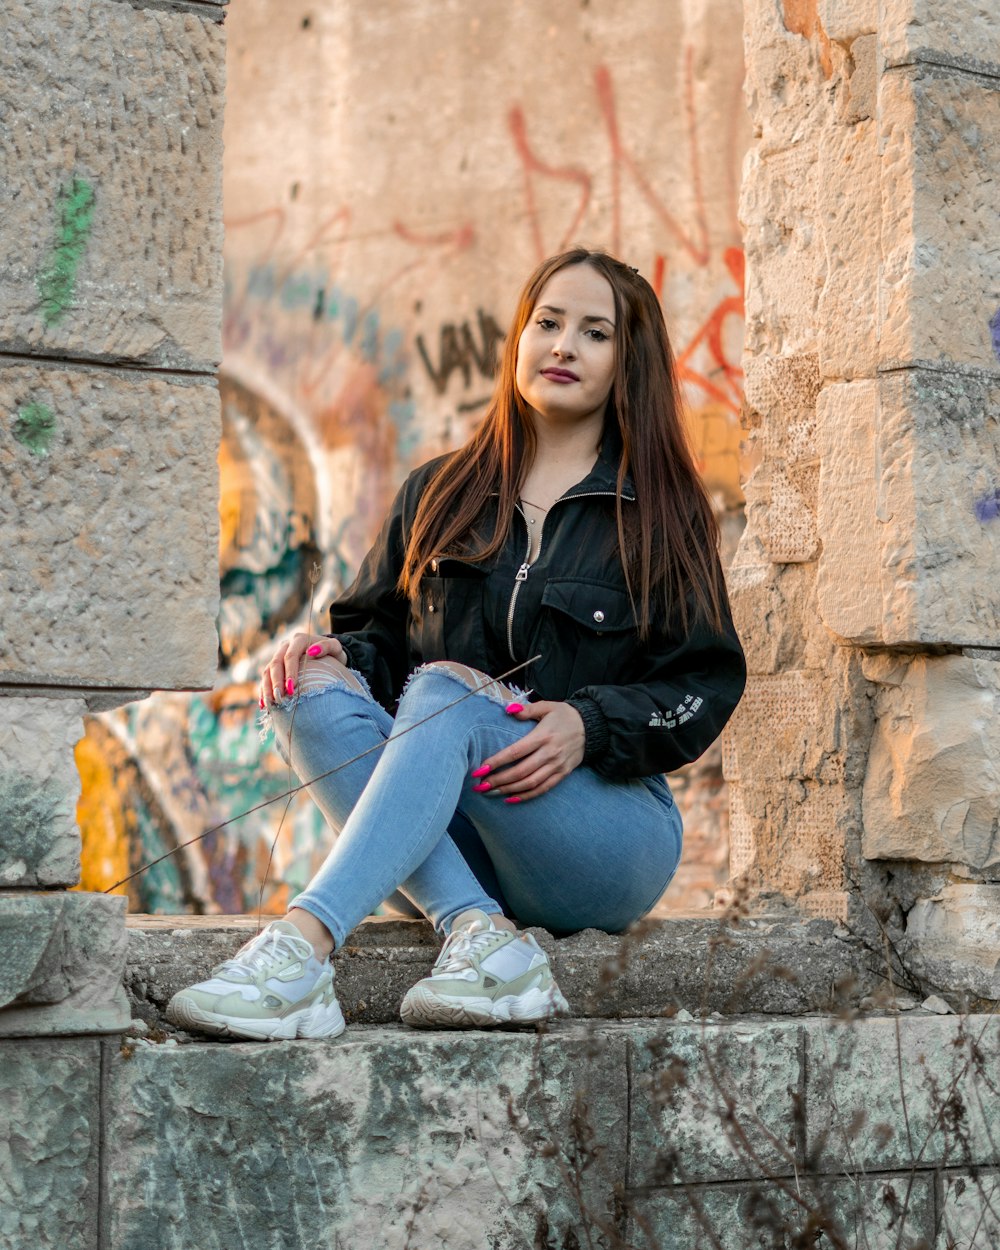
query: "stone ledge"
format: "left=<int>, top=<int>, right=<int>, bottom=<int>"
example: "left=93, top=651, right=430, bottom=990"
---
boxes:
left=124, top=911, right=876, bottom=1029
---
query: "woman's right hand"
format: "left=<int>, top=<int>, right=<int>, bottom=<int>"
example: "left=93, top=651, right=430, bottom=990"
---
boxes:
left=260, top=633, right=348, bottom=707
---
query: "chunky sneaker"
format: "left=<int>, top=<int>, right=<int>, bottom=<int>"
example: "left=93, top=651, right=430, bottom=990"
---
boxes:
left=400, top=910, right=569, bottom=1028
left=165, top=920, right=345, bottom=1042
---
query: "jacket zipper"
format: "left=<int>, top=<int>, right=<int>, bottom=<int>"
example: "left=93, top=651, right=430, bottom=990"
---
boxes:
left=504, top=490, right=632, bottom=661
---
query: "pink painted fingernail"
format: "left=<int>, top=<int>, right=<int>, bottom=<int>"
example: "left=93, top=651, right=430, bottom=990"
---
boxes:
left=307, top=644, right=323, bottom=656
left=259, top=696, right=265, bottom=709
left=504, top=796, right=522, bottom=805
left=505, top=702, right=524, bottom=715
left=472, top=781, right=492, bottom=793
left=471, top=765, right=491, bottom=778
left=286, top=679, right=295, bottom=696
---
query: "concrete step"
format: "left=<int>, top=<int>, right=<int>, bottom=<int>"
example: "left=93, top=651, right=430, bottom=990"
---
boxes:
left=124, top=910, right=875, bottom=1031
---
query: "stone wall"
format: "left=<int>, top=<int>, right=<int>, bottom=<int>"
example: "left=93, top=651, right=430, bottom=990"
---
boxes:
left=0, top=0, right=227, bottom=1071
left=729, top=0, right=1000, bottom=952
left=8, top=1009, right=998, bottom=1249
left=76, top=0, right=752, bottom=917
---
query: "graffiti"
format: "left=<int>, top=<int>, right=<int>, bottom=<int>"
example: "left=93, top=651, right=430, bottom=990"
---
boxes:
left=974, top=489, right=1000, bottom=523
left=13, top=401, right=56, bottom=456
left=37, top=177, right=95, bottom=325
left=991, top=307, right=1000, bottom=364
left=415, top=309, right=505, bottom=396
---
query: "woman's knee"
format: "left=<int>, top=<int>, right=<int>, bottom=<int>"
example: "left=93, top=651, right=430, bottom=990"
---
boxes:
left=406, top=661, right=515, bottom=707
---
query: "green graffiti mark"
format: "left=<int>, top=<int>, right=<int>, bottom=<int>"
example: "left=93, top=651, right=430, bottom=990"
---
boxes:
left=13, top=401, right=57, bottom=456
left=37, top=177, right=96, bottom=325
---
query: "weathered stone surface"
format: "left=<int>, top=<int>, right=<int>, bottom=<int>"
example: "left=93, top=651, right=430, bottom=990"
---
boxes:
left=816, top=380, right=882, bottom=643
left=817, top=0, right=875, bottom=42
left=880, top=68, right=1000, bottom=374
left=0, top=892, right=129, bottom=1036
left=862, top=654, right=1000, bottom=872
left=0, top=0, right=225, bottom=371
left=881, top=0, right=1000, bottom=75
left=804, top=1014, right=1000, bottom=1172
left=938, top=1170, right=1000, bottom=1248
left=817, top=120, right=878, bottom=378
left=903, top=885, right=1000, bottom=1001
left=820, top=371, right=1000, bottom=646
left=626, top=1174, right=934, bottom=1249
left=105, top=1025, right=627, bottom=1250
left=0, top=695, right=86, bottom=888
left=629, top=1019, right=801, bottom=1186
left=124, top=913, right=875, bottom=1031
left=0, top=1038, right=100, bottom=1250
left=0, top=364, right=220, bottom=690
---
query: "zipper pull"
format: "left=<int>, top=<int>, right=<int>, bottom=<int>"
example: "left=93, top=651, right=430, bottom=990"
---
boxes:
left=515, top=563, right=531, bottom=582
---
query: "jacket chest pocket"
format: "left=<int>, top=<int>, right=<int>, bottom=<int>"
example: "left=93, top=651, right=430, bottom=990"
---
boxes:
left=539, top=578, right=637, bottom=690
left=412, top=559, right=488, bottom=664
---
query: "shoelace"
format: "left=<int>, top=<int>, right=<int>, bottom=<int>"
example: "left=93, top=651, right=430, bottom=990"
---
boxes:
left=433, top=922, right=503, bottom=976
left=216, top=927, right=313, bottom=982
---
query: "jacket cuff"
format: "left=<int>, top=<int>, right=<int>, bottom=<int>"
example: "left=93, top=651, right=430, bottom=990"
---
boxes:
left=566, top=695, right=611, bottom=766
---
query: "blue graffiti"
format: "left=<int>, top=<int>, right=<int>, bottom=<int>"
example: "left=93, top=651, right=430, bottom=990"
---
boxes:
left=991, top=307, right=1000, bottom=364
left=974, top=489, right=1000, bottom=523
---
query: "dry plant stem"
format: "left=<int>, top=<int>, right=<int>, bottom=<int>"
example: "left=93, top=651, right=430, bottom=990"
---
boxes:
left=104, top=653, right=542, bottom=894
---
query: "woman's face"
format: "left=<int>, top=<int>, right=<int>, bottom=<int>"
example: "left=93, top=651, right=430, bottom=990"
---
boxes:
left=515, top=264, right=617, bottom=430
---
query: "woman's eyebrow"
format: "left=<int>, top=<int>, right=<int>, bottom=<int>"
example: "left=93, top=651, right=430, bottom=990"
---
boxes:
left=536, top=304, right=615, bottom=327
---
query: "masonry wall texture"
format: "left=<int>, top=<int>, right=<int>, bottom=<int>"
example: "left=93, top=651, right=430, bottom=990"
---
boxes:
left=0, top=0, right=227, bottom=1042
left=729, top=0, right=1000, bottom=947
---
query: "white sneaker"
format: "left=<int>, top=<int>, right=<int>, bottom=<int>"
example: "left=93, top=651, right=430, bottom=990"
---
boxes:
left=400, top=910, right=569, bottom=1028
left=165, top=920, right=345, bottom=1042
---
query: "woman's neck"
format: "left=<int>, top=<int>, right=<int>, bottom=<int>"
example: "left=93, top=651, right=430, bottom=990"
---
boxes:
left=520, top=419, right=602, bottom=513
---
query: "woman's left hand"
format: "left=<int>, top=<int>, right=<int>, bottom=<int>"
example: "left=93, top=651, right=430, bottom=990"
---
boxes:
left=475, top=701, right=586, bottom=801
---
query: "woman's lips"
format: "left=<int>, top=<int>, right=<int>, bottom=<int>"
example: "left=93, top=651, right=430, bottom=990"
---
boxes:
left=540, top=368, right=579, bottom=383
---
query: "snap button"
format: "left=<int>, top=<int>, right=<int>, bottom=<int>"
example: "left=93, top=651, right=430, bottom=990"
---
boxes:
left=430, top=558, right=439, bottom=573
left=428, top=602, right=436, bottom=614
left=593, top=610, right=605, bottom=623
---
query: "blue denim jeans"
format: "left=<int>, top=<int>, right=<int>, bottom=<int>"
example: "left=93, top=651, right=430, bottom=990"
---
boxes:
left=266, top=660, right=682, bottom=949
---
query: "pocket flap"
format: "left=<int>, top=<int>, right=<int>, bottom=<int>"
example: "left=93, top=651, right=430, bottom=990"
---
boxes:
left=541, top=579, right=636, bottom=632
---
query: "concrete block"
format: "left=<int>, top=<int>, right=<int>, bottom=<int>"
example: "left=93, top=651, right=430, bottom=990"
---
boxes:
left=903, top=885, right=1000, bottom=1002
left=879, top=68, right=1000, bottom=374
left=629, top=1019, right=802, bottom=1185
left=881, top=0, right=1000, bottom=76
left=0, top=892, right=129, bottom=1037
left=0, top=363, right=220, bottom=690
left=816, top=381, right=882, bottom=642
left=625, top=1173, right=934, bottom=1249
left=938, top=1170, right=1000, bottom=1248
left=0, top=696, right=87, bottom=888
left=862, top=654, right=1000, bottom=871
left=123, top=913, right=875, bottom=1031
left=104, top=1026, right=627, bottom=1250
left=817, top=120, right=879, bottom=377
left=819, top=369, right=1000, bottom=646
left=0, top=1038, right=101, bottom=1250
left=803, top=1014, right=1000, bottom=1172
left=0, top=0, right=225, bottom=371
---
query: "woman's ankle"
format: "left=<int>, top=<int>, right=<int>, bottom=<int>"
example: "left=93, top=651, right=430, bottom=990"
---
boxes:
left=285, top=908, right=335, bottom=961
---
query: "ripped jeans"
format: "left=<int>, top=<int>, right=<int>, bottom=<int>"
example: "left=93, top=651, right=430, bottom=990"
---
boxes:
left=266, top=658, right=682, bottom=949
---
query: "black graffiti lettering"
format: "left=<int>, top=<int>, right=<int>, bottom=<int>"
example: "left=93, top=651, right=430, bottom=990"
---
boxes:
left=416, top=309, right=506, bottom=395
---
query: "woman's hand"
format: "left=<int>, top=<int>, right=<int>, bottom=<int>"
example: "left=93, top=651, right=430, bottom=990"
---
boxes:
left=260, top=633, right=347, bottom=707
left=474, top=701, right=586, bottom=802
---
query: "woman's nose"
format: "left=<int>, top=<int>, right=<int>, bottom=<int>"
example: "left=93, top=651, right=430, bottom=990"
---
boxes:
left=552, top=333, right=576, bottom=359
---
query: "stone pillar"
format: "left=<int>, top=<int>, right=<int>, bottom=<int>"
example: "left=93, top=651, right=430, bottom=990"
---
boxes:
left=0, top=1, right=226, bottom=1242
left=730, top=0, right=1000, bottom=975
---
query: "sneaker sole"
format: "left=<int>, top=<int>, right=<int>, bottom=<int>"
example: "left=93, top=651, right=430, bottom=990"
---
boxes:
left=400, top=982, right=569, bottom=1029
left=166, top=994, right=346, bottom=1042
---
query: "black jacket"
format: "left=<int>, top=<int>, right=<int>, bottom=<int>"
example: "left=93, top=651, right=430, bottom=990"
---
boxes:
left=328, top=444, right=746, bottom=780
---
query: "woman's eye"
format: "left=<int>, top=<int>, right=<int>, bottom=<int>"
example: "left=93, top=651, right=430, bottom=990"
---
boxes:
left=588, top=328, right=609, bottom=342
left=537, top=318, right=557, bottom=331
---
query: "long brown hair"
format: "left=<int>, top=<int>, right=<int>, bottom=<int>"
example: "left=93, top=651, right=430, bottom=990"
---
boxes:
left=400, top=248, right=723, bottom=637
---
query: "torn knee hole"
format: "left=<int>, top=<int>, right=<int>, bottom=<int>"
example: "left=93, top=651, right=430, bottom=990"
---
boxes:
left=296, top=656, right=367, bottom=695
left=414, top=661, right=515, bottom=705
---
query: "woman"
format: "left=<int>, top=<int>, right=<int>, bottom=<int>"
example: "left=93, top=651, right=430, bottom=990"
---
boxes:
left=167, top=248, right=746, bottom=1042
